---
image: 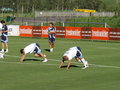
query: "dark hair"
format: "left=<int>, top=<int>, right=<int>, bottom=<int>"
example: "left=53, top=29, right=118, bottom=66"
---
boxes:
left=49, top=22, right=54, bottom=25
left=20, top=49, right=24, bottom=54
left=1, top=20, right=5, bottom=24
left=62, top=56, right=68, bottom=61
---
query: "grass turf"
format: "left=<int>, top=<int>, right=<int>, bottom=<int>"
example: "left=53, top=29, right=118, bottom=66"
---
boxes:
left=0, top=37, right=120, bottom=90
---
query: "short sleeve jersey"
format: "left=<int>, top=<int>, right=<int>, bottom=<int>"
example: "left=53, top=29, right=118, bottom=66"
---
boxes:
left=48, top=27, right=56, bottom=39
left=63, top=47, right=82, bottom=60
left=24, top=43, right=41, bottom=54
left=2, top=25, right=8, bottom=35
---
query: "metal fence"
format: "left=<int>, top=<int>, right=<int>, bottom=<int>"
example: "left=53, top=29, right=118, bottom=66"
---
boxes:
left=2, top=11, right=114, bottom=27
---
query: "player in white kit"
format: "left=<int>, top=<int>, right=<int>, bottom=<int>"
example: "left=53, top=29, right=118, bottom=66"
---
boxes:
left=59, top=46, right=88, bottom=70
left=20, top=43, right=48, bottom=62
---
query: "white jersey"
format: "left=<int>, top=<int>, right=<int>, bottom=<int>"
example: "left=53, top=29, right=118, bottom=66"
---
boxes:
left=63, top=47, right=78, bottom=60
left=24, top=43, right=38, bottom=54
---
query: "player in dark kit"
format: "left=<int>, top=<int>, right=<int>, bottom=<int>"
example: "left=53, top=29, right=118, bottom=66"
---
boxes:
left=0, top=20, right=9, bottom=53
left=48, top=22, right=56, bottom=52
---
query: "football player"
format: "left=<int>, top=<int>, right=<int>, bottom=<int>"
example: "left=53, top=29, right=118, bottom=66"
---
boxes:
left=59, top=46, right=88, bottom=70
left=20, top=43, right=48, bottom=62
left=0, top=20, right=9, bottom=53
left=48, top=22, right=56, bottom=52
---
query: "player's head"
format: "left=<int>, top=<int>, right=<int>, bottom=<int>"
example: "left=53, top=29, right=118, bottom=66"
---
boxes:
left=1, top=20, right=5, bottom=24
left=62, top=56, right=68, bottom=62
left=20, top=49, right=24, bottom=54
left=49, top=22, right=54, bottom=27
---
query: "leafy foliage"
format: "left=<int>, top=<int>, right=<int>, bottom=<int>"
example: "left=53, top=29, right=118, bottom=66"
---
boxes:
left=0, top=0, right=112, bottom=12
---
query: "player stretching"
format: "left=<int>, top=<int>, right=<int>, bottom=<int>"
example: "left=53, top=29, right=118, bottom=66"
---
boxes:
left=20, top=43, right=48, bottom=62
left=48, top=22, right=56, bottom=52
left=59, top=46, right=88, bottom=70
left=0, top=20, right=9, bottom=53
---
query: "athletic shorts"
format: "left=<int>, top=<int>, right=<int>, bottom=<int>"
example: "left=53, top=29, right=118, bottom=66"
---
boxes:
left=75, top=51, right=83, bottom=59
left=1, top=34, right=8, bottom=43
left=34, top=46, right=41, bottom=54
left=49, top=38, right=55, bottom=42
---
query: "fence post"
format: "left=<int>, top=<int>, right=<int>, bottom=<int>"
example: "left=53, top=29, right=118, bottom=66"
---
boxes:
left=41, top=22, right=43, bottom=26
left=63, top=22, right=65, bottom=27
left=105, top=22, right=107, bottom=28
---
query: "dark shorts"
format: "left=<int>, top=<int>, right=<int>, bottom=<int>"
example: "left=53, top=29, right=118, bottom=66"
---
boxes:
left=49, top=38, right=55, bottom=43
left=77, top=46, right=81, bottom=51
left=1, top=34, right=8, bottom=43
left=34, top=47, right=41, bottom=54
left=75, top=51, right=83, bottom=59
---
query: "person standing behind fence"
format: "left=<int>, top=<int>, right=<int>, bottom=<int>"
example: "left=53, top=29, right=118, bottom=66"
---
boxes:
left=48, top=22, right=56, bottom=52
left=0, top=20, right=9, bottom=53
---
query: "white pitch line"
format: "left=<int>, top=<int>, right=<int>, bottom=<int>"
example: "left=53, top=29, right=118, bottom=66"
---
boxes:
left=0, top=61, right=58, bottom=66
left=97, top=47, right=118, bottom=50
left=1, top=54, right=120, bottom=69
left=91, top=64, right=120, bottom=69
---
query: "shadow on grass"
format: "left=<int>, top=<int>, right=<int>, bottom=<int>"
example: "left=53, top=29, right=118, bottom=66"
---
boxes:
left=23, top=59, right=43, bottom=62
left=44, top=49, right=50, bottom=52
left=61, top=65, right=81, bottom=68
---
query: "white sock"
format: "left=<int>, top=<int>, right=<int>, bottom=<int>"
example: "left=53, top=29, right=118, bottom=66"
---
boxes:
left=44, top=58, right=47, bottom=60
left=50, top=48, right=53, bottom=52
left=6, top=49, right=8, bottom=52
left=81, top=58, right=87, bottom=67
left=43, top=58, right=48, bottom=62
left=0, top=53, right=4, bottom=58
left=1, top=49, right=4, bottom=52
left=78, top=60, right=81, bottom=62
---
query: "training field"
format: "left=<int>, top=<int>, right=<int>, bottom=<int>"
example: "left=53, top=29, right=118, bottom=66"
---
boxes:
left=0, top=37, right=120, bottom=90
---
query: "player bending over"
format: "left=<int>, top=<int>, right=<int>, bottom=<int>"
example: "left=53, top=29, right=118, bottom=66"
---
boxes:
left=20, top=43, right=48, bottom=62
left=59, top=46, right=88, bottom=70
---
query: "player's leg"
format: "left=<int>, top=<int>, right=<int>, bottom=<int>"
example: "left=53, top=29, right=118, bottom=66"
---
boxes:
left=40, top=53, right=48, bottom=62
left=49, top=39, right=52, bottom=52
left=76, top=51, right=88, bottom=69
left=51, top=42, right=54, bottom=51
left=1, top=35, right=5, bottom=52
left=1, top=35, right=8, bottom=53
left=76, top=57, right=88, bottom=69
left=49, top=38, right=55, bottom=52
left=49, top=42, right=53, bottom=52
left=5, top=43, right=8, bottom=53
left=1, top=42, right=4, bottom=52
left=81, top=58, right=88, bottom=68
left=34, top=53, right=48, bottom=62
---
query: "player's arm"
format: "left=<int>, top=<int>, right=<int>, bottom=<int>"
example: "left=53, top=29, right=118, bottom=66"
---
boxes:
left=48, top=31, right=56, bottom=34
left=3, top=30, right=8, bottom=32
left=66, top=60, right=72, bottom=70
left=48, top=28, right=56, bottom=34
left=3, top=26, right=9, bottom=33
left=20, top=54, right=26, bottom=62
left=59, top=60, right=64, bottom=68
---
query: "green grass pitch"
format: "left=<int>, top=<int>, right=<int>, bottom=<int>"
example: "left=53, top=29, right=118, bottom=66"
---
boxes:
left=0, top=37, right=120, bottom=90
